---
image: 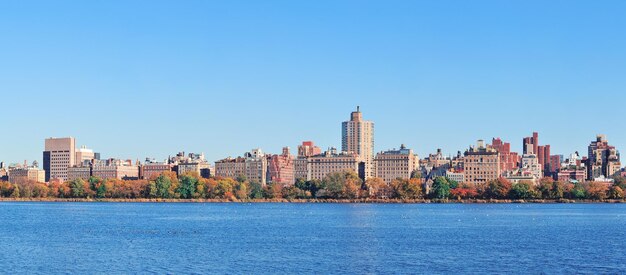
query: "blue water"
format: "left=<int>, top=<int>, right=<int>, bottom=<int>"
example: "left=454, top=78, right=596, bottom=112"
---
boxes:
left=0, top=203, right=625, bottom=274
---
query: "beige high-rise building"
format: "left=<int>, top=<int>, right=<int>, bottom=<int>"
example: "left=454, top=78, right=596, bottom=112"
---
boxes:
left=463, top=140, right=501, bottom=185
left=375, top=144, right=419, bottom=184
left=342, top=106, right=374, bottom=179
left=44, top=137, right=76, bottom=182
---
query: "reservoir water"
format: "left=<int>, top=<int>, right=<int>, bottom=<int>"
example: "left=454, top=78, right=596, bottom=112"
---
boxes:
left=1, top=202, right=625, bottom=274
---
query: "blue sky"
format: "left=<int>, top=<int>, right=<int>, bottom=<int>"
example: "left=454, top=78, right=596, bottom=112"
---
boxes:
left=1, top=0, right=625, bottom=165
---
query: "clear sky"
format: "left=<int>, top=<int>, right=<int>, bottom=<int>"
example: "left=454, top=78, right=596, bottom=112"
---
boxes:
left=1, top=0, right=625, bottom=165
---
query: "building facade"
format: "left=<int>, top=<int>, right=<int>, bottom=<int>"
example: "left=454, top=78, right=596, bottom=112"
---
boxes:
left=215, top=149, right=267, bottom=185
left=294, top=148, right=360, bottom=181
left=139, top=160, right=172, bottom=180
left=8, top=163, right=46, bottom=183
left=587, top=135, right=621, bottom=180
left=267, top=147, right=295, bottom=186
left=374, top=144, right=419, bottom=184
left=463, top=140, right=501, bottom=185
left=91, top=159, right=139, bottom=180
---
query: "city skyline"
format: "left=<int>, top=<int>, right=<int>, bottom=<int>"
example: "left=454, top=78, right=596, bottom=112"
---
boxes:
left=0, top=106, right=623, bottom=166
left=2, top=1, right=626, bottom=164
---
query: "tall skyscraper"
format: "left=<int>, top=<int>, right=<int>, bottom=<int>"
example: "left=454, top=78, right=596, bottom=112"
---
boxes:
left=342, top=106, right=375, bottom=179
left=43, top=137, right=76, bottom=182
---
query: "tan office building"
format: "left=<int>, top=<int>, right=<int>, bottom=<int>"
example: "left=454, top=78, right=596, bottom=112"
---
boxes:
left=375, top=144, right=419, bottom=184
left=43, top=137, right=76, bottom=182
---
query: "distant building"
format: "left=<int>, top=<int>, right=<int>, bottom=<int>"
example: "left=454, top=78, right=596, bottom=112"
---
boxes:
left=43, top=137, right=76, bottom=182
left=8, top=161, right=45, bottom=183
left=522, top=132, right=539, bottom=155
left=445, top=170, right=465, bottom=183
left=0, top=162, right=8, bottom=181
left=169, top=152, right=211, bottom=178
left=67, top=166, right=92, bottom=181
left=215, top=149, right=267, bottom=185
left=297, top=141, right=322, bottom=158
left=342, top=106, right=374, bottom=179
left=295, top=148, right=361, bottom=182
left=463, top=140, right=501, bottom=185
left=557, top=167, right=587, bottom=183
left=267, top=147, right=295, bottom=185
left=91, top=159, right=139, bottom=180
left=178, top=162, right=211, bottom=178
left=549, top=155, right=562, bottom=175
left=491, top=138, right=519, bottom=174
left=375, top=144, right=419, bottom=183
left=587, top=135, right=621, bottom=180
left=139, top=159, right=172, bottom=180
left=75, top=145, right=98, bottom=166
left=520, top=154, right=543, bottom=179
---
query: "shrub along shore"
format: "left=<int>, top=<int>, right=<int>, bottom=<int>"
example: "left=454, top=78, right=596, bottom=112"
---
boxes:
left=1, top=170, right=625, bottom=203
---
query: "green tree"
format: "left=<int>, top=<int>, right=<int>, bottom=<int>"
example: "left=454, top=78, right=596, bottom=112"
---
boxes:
left=177, top=175, right=198, bottom=199
left=69, top=179, right=86, bottom=198
left=248, top=181, right=264, bottom=199
left=154, top=175, right=173, bottom=198
left=509, top=181, right=537, bottom=200
left=430, top=177, right=450, bottom=200
left=570, top=183, right=586, bottom=199
left=89, top=177, right=106, bottom=198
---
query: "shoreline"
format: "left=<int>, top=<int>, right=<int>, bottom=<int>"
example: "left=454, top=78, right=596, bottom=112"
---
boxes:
left=0, top=198, right=624, bottom=204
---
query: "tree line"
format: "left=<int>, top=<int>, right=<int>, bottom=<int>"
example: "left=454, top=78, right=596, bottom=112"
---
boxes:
left=0, top=170, right=624, bottom=201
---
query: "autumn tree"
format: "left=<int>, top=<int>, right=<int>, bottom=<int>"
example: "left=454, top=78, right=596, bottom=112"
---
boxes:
left=365, top=177, right=390, bottom=199
left=392, top=178, right=423, bottom=200
left=608, top=186, right=624, bottom=200
left=485, top=178, right=512, bottom=199
left=585, top=182, right=608, bottom=200
left=450, top=184, right=478, bottom=200
left=320, top=171, right=362, bottom=199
